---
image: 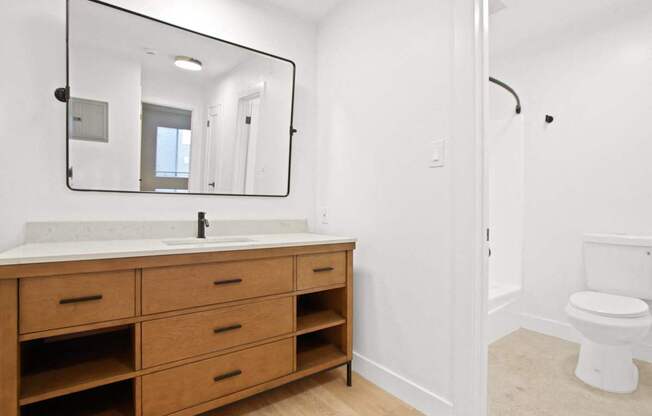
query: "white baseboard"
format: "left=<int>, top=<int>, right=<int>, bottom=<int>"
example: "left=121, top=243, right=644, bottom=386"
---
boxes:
left=634, top=343, right=652, bottom=363
left=352, top=352, right=453, bottom=416
left=519, top=312, right=580, bottom=344
left=487, top=300, right=521, bottom=344
left=519, top=312, right=652, bottom=363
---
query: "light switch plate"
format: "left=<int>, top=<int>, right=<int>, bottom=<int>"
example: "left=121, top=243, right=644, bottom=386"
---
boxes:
left=430, top=139, right=446, bottom=168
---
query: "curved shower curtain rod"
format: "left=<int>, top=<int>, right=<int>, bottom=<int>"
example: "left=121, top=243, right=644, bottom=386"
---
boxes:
left=489, top=76, right=521, bottom=114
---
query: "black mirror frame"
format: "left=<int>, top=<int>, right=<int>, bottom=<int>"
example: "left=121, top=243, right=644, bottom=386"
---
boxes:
left=60, top=0, right=297, bottom=198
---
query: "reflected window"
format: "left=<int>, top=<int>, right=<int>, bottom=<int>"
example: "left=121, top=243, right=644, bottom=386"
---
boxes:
left=155, top=127, right=191, bottom=178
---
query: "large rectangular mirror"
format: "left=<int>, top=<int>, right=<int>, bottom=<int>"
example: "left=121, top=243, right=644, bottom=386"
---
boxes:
left=65, top=0, right=296, bottom=196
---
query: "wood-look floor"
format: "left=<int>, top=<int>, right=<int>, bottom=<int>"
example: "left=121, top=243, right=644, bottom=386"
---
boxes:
left=201, top=368, right=424, bottom=416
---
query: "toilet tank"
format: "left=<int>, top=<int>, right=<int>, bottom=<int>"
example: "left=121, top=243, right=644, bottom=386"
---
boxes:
left=584, top=234, right=652, bottom=300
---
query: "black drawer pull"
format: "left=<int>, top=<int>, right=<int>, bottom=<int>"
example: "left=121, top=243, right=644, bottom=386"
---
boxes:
left=214, top=324, right=242, bottom=334
left=313, top=267, right=334, bottom=273
left=59, top=295, right=103, bottom=305
left=214, top=278, right=243, bottom=286
left=214, top=370, right=242, bottom=383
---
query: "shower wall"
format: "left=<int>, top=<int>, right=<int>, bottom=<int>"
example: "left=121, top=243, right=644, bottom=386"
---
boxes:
left=486, top=103, right=524, bottom=343
left=487, top=116, right=524, bottom=302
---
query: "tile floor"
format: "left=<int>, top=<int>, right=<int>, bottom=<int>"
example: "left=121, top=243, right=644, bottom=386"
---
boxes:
left=489, top=329, right=652, bottom=416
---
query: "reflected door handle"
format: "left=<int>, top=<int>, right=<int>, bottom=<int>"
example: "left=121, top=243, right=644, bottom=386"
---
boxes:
left=208, top=182, right=215, bottom=188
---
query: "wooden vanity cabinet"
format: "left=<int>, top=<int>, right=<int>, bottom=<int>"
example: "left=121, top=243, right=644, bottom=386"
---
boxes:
left=0, top=242, right=355, bottom=416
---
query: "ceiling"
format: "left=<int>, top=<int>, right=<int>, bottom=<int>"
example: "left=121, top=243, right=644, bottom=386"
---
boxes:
left=70, top=0, right=283, bottom=84
left=490, top=0, right=652, bottom=56
left=260, top=0, right=346, bottom=21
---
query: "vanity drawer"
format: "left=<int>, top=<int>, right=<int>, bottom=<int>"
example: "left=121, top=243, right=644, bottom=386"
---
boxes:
left=142, top=338, right=293, bottom=416
left=141, top=257, right=294, bottom=314
left=141, top=297, right=293, bottom=368
left=19, top=271, right=136, bottom=333
left=297, top=252, right=347, bottom=290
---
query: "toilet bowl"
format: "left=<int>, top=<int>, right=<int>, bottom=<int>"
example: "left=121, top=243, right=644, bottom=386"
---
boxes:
left=566, top=291, right=652, bottom=393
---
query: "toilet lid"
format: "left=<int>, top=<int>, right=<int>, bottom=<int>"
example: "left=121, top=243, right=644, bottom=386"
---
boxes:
left=570, top=291, right=650, bottom=318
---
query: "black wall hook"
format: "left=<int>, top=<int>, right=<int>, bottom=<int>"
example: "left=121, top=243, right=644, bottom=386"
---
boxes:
left=545, top=115, right=554, bottom=124
left=54, top=87, right=70, bottom=103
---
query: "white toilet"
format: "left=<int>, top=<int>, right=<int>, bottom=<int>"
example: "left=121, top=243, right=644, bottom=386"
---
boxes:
left=566, top=234, right=652, bottom=393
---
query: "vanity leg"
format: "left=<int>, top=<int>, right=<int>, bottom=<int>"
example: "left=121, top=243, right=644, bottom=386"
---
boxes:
left=347, top=361, right=352, bottom=387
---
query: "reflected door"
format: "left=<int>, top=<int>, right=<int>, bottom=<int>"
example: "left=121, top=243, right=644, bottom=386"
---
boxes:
left=233, top=95, right=261, bottom=194
left=140, top=103, right=192, bottom=192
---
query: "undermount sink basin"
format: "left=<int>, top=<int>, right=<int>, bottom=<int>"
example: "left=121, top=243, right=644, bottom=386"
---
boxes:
left=163, top=237, right=255, bottom=246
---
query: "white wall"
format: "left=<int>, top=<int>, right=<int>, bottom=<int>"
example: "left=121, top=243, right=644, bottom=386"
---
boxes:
left=68, top=47, right=142, bottom=191
left=490, top=5, right=652, bottom=337
left=316, top=0, right=454, bottom=412
left=0, top=0, right=317, bottom=251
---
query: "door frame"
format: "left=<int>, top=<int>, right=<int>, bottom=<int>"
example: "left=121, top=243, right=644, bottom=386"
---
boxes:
left=243, top=96, right=261, bottom=194
left=204, top=104, right=220, bottom=193
left=450, top=0, right=489, bottom=415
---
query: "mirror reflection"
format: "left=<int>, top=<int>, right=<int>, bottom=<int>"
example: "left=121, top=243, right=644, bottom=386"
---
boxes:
left=67, top=0, right=295, bottom=196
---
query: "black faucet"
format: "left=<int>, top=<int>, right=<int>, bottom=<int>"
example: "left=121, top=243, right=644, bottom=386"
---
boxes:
left=197, top=212, right=210, bottom=239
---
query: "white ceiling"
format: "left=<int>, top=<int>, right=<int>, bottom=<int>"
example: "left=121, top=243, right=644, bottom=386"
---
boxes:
left=261, top=0, right=345, bottom=21
left=70, top=0, right=279, bottom=83
left=70, top=0, right=347, bottom=85
left=490, top=0, right=652, bottom=56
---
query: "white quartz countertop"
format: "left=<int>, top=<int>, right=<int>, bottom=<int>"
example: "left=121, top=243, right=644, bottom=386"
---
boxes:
left=0, top=233, right=356, bottom=266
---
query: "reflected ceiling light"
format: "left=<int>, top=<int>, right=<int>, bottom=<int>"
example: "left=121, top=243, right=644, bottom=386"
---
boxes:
left=174, top=56, right=202, bottom=71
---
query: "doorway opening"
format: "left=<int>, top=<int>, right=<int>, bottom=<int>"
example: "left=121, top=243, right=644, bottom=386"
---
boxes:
left=485, top=1, right=652, bottom=414
left=140, top=103, right=192, bottom=193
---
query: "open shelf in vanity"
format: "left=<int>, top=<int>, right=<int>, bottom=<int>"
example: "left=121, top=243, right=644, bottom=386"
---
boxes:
left=20, top=326, right=136, bottom=406
left=296, top=288, right=349, bottom=371
left=296, top=288, right=347, bottom=335
left=297, top=328, right=348, bottom=372
left=21, top=380, right=135, bottom=416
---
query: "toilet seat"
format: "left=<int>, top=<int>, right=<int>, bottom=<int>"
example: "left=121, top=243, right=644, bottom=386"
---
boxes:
left=570, top=291, right=649, bottom=319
